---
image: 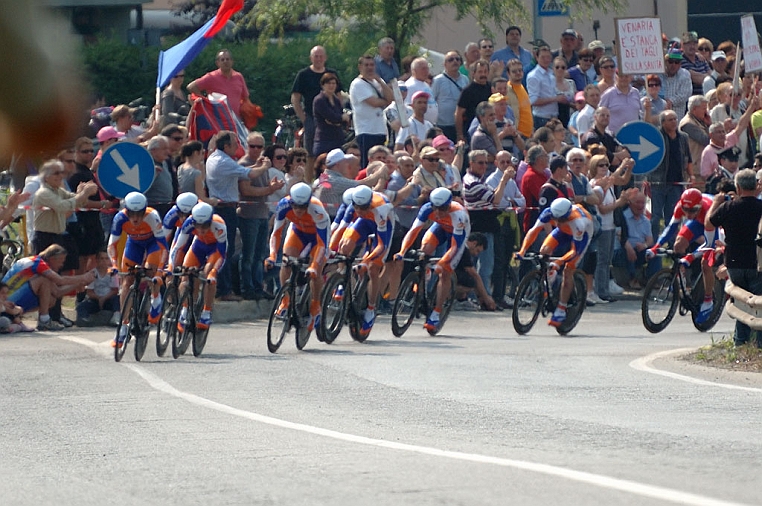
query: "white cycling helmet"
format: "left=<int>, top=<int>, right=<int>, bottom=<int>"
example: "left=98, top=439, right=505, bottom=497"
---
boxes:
left=175, top=192, right=199, bottom=214
left=290, top=182, right=312, bottom=206
left=342, top=187, right=355, bottom=207
left=124, top=192, right=147, bottom=212
left=351, top=186, right=373, bottom=207
left=550, top=198, right=573, bottom=220
left=429, top=187, right=452, bottom=208
left=191, top=202, right=214, bottom=224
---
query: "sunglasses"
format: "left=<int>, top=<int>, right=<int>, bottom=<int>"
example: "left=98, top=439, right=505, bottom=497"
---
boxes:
left=597, top=162, right=610, bottom=167
left=569, top=158, right=585, bottom=163
left=555, top=66, right=567, bottom=70
left=79, top=149, right=94, bottom=154
left=581, top=57, right=594, bottom=62
left=423, top=157, right=439, bottom=162
left=698, top=47, right=711, bottom=51
left=174, top=74, right=185, bottom=78
left=62, top=159, right=75, bottom=164
left=648, top=83, right=661, bottom=87
left=294, top=156, right=307, bottom=162
left=274, top=154, right=288, bottom=160
left=446, top=56, right=462, bottom=63
left=667, top=60, right=682, bottom=64
left=437, top=147, right=454, bottom=152
left=248, top=144, right=264, bottom=149
left=171, top=136, right=184, bottom=141
left=600, top=65, right=615, bottom=69
left=481, top=45, right=493, bottom=49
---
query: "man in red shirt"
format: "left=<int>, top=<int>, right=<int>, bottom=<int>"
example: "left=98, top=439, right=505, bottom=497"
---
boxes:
left=187, top=49, right=249, bottom=117
left=520, top=145, right=550, bottom=233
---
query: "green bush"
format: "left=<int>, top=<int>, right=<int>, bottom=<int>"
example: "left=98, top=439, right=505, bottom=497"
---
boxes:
left=79, top=30, right=388, bottom=137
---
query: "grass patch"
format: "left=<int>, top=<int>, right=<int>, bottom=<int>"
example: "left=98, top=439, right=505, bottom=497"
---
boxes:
left=684, top=334, right=762, bottom=373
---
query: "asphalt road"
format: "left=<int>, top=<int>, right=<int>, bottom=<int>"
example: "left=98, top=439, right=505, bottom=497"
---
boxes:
left=1, top=298, right=760, bottom=506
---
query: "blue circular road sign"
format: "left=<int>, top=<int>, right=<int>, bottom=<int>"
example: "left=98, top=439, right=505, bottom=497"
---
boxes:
left=616, top=121, right=665, bottom=175
left=98, top=143, right=156, bottom=199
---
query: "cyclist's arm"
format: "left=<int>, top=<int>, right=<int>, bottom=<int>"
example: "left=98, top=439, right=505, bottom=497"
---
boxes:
left=363, top=206, right=393, bottom=263
left=517, top=220, right=544, bottom=256
left=169, top=228, right=191, bottom=269
left=212, top=226, right=227, bottom=273
left=398, top=205, right=432, bottom=255
left=654, top=214, right=681, bottom=248
left=107, top=214, right=125, bottom=267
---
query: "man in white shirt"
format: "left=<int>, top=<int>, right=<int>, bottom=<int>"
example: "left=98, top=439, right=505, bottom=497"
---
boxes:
left=349, top=55, right=393, bottom=167
left=575, top=84, right=600, bottom=146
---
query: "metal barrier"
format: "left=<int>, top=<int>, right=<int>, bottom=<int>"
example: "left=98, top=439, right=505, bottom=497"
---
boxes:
left=724, top=279, right=762, bottom=330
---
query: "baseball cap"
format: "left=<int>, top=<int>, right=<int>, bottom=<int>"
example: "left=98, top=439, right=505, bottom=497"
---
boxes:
left=588, top=40, right=605, bottom=51
left=681, top=31, right=699, bottom=44
left=488, top=92, right=508, bottom=104
left=97, top=126, right=125, bottom=143
left=711, top=51, right=727, bottom=61
left=574, top=91, right=585, bottom=103
left=561, top=29, right=577, bottom=39
left=431, top=135, right=454, bottom=150
left=718, top=146, right=741, bottom=161
left=410, top=90, right=430, bottom=102
left=326, top=148, right=353, bottom=167
left=666, top=48, right=683, bottom=61
left=420, top=146, right=440, bottom=159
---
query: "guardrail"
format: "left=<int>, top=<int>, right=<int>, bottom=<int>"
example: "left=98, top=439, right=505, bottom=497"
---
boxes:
left=724, top=279, right=762, bottom=330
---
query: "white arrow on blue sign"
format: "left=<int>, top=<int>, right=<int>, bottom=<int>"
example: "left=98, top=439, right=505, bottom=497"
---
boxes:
left=615, top=121, right=665, bottom=175
left=98, top=143, right=156, bottom=199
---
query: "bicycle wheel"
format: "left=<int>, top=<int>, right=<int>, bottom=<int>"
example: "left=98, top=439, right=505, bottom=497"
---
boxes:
left=391, top=273, right=420, bottom=337
left=267, top=283, right=292, bottom=353
left=172, top=289, right=193, bottom=358
left=114, top=288, right=134, bottom=363
left=320, top=273, right=347, bottom=344
left=349, top=273, right=369, bottom=342
left=641, top=268, right=679, bottom=334
left=156, top=284, right=178, bottom=357
left=133, top=290, right=151, bottom=362
left=294, top=283, right=313, bottom=351
left=691, top=275, right=727, bottom=332
left=556, top=270, right=587, bottom=336
left=432, top=272, right=457, bottom=336
left=504, top=260, right=520, bottom=299
left=512, top=270, right=544, bottom=335
left=192, top=288, right=209, bottom=357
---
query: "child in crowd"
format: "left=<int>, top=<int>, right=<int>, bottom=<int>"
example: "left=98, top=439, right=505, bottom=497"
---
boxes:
left=75, top=250, right=120, bottom=325
left=0, top=282, right=35, bottom=333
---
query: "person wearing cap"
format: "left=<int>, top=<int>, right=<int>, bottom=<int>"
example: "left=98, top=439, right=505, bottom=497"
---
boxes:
left=527, top=43, right=560, bottom=130
left=568, top=48, right=595, bottom=91
left=661, top=49, right=692, bottom=119
left=702, top=51, right=730, bottom=95
left=374, top=37, right=400, bottom=83
left=404, top=57, right=438, bottom=124
left=455, top=59, right=493, bottom=142
left=705, top=146, right=741, bottom=194
left=588, top=40, right=606, bottom=68
left=394, top=90, right=433, bottom=151
left=552, top=29, right=579, bottom=69
left=313, top=148, right=386, bottom=218
left=491, top=26, right=533, bottom=80
left=641, top=74, right=668, bottom=126
left=700, top=102, right=757, bottom=181
left=349, top=55, right=394, bottom=167
left=432, top=50, right=470, bottom=142
left=679, top=31, right=712, bottom=96
left=412, top=145, right=448, bottom=192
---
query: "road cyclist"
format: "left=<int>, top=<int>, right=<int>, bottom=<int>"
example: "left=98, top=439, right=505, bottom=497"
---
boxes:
left=161, top=192, right=199, bottom=244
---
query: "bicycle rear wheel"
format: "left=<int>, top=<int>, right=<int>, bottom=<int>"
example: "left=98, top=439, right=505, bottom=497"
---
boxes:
left=641, top=268, right=679, bottom=333
left=156, top=284, right=178, bottom=357
left=294, top=284, right=312, bottom=351
left=320, top=273, right=347, bottom=344
left=691, top=274, right=727, bottom=332
left=192, top=288, right=209, bottom=357
left=512, top=270, right=544, bottom=335
left=133, top=290, right=151, bottom=362
left=172, top=290, right=193, bottom=358
left=556, top=270, right=587, bottom=335
left=114, top=288, right=134, bottom=362
left=392, top=273, right=420, bottom=337
left=267, top=283, right=292, bottom=353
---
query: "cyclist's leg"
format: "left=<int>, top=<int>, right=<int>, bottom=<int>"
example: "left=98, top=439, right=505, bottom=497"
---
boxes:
left=119, top=239, right=144, bottom=319
left=145, top=242, right=163, bottom=323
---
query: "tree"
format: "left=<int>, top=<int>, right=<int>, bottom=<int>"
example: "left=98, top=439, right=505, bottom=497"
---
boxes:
left=244, top=0, right=626, bottom=59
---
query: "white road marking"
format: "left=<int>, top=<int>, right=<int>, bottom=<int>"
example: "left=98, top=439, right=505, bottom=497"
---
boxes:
left=58, top=335, right=754, bottom=506
left=630, top=348, right=762, bottom=393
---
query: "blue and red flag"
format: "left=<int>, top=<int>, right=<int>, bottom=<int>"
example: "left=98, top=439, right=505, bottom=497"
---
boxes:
left=156, top=0, right=244, bottom=89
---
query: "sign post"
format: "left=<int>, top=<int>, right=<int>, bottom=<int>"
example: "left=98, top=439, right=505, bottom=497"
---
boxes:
left=614, top=17, right=664, bottom=75
left=98, top=143, right=156, bottom=199
left=741, top=15, right=762, bottom=72
left=616, top=121, right=665, bottom=176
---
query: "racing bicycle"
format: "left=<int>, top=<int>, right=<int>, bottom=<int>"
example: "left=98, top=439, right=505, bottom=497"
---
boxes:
left=115, top=265, right=152, bottom=362
left=175, top=268, right=211, bottom=358
left=512, top=252, right=587, bottom=336
left=392, top=250, right=456, bottom=337
left=267, top=256, right=314, bottom=352
left=320, top=254, right=371, bottom=343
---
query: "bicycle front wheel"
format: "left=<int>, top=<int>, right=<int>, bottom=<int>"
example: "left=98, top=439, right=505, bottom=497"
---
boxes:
left=641, top=268, right=679, bottom=333
left=320, top=273, right=347, bottom=344
left=133, top=290, right=151, bottom=362
left=114, top=288, right=134, bottom=363
left=156, top=284, right=178, bottom=357
left=391, top=273, right=420, bottom=337
left=512, top=270, right=544, bottom=335
left=173, top=290, right=193, bottom=358
left=294, top=283, right=312, bottom=351
left=556, top=270, right=587, bottom=336
left=192, top=288, right=209, bottom=357
left=691, top=275, right=727, bottom=332
left=349, top=272, right=370, bottom=342
left=427, top=272, right=457, bottom=336
left=267, top=283, right=292, bottom=353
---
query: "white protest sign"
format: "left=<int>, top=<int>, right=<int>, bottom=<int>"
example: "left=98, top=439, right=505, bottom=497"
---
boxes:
left=615, top=17, right=664, bottom=75
left=741, top=15, right=762, bottom=72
